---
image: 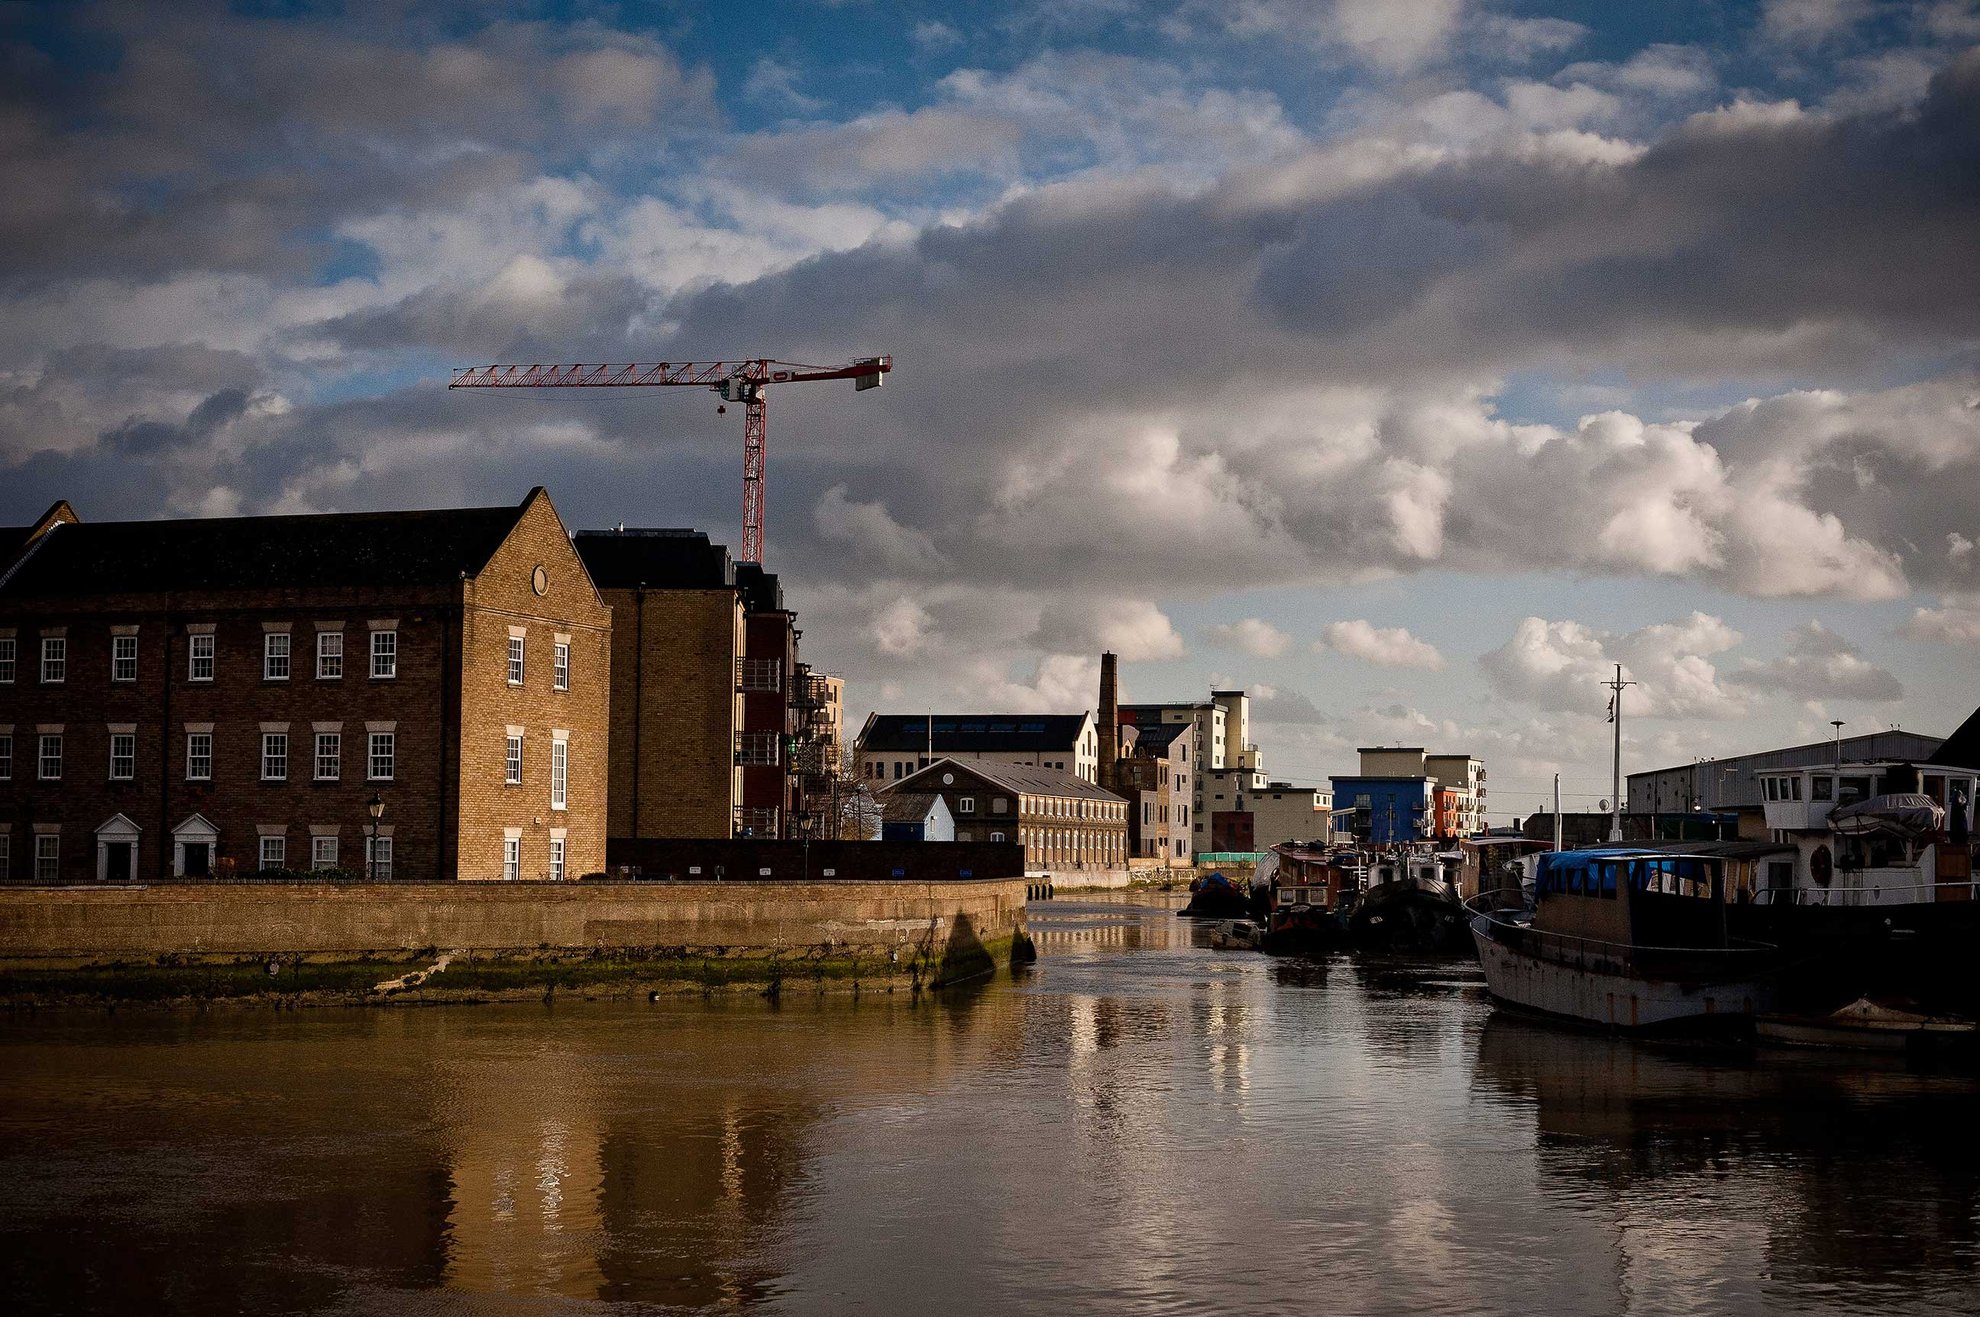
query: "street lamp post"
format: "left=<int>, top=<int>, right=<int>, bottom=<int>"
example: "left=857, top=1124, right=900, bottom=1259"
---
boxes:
left=366, top=791, right=385, bottom=880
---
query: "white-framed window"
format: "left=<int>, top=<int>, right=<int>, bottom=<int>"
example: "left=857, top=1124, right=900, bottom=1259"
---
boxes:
left=259, top=836, right=285, bottom=870
left=0, top=636, right=14, bottom=682
left=550, top=740, right=568, bottom=811
left=262, top=733, right=287, bottom=781
left=111, top=635, right=138, bottom=682
left=38, top=734, right=62, bottom=781
left=263, top=632, right=290, bottom=680
left=370, top=629, right=397, bottom=679
left=554, top=641, right=570, bottom=691
left=36, top=834, right=59, bottom=883
left=315, top=733, right=340, bottom=780
left=505, top=735, right=523, bottom=785
left=109, top=733, right=135, bottom=781
left=991, top=831, right=1006, bottom=843
left=368, top=732, right=395, bottom=781
left=317, top=631, right=343, bottom=679
left=549, top=838, right=565, bottom=883
left=188, top=633, right=214, bottom=681
left=503, top=836, right=521, bottom=881
left=40, top=637, right=65, bottom=683
left=312, top=836, right=338, bottom=870
left=0, top=734, right=11, bottom=780
left=507, top=636, right=525, bottom=685
left=186, top=733, right=212, bottom=781
left=958, top=796, right=975, bottom=814
left=368, top=835, right=393, bottom=880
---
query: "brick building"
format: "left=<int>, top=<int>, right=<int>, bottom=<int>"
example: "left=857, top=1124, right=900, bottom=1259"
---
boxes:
left=572, top=529, right=828, bottom=841
left=881, top=758, right=1127, bottom=872
left=0, top=488, right=608, bottom=884
left=572, top=529, right=744, bottom=840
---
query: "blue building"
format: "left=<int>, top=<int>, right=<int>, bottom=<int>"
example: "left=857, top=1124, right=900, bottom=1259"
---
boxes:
left=1329, top=776, right=1435, bottom=845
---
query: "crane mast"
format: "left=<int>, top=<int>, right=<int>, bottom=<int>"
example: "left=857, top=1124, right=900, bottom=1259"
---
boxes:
left=449, top=355, right=890, bottom=563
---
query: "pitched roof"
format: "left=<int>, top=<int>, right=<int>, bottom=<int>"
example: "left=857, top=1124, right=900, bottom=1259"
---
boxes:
left=0, top=496, right=535, bottom=597
left=572, top=527, right=735, bottom=590
left=899, top=757, right=1122, bottom=802
left=861, top=712, right=1091, bottom=753
left=877, top=790, right=945, bottom=822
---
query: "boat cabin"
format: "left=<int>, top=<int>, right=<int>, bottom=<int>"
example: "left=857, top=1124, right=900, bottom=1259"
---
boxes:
left=1531, top=848, right=1732, bottom=951
left=1754, top=761, right=1977, bottom=906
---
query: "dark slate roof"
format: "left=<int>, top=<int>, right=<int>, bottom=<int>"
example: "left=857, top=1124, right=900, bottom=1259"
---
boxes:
left=899, top=757, right=1122, bottom=802
left=1127, top=721, right=1188, bottom=752
left=1928, top=706, right=1980, bottom=769
left=735, top=562, right=784, bottom=613
left=0, top=501, right=530, bottom=597
left=861, top=713, right=1091, bottom=753
left=572, top=528, right=735, bottom=590
left=877, top=790, right=944, bottom=822
left=0, top=524, right=35, bottom=566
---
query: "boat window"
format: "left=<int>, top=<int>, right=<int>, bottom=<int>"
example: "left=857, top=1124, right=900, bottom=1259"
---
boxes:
left=1790, top=776, right=1802, bottom=801
left=1763, top=778, right=1776, bottom=802
left=1811, top=775, right=1833, bottom=801
left=1840, top=776, right=1870, bottom=805
left=1924, top=774, right=1946, bottom=804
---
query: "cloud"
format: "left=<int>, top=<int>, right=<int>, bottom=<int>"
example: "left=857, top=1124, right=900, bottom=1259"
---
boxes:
left=1206, top=617, right=1293, bottom=659
left=813, top=484, right=948, bottom=572
left=743, top=58, right=825, bottom=113
left=1031, top=598, right=1184, bottom=661
left=1317, top=620, right=1446, bottom=670
left=1729, top=620, right=1904, bottom=701
left=1902, top=596, right=1980, bottom=644
left=1762, top=0, right=1871, bottom=45
left=1250, top=681, right=1327, bottom=724
left=1480, top=613, right=1745, bottom=719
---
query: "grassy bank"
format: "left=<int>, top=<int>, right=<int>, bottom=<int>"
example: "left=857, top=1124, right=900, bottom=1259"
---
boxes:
left=0, top=930, right=1038, bottom=1008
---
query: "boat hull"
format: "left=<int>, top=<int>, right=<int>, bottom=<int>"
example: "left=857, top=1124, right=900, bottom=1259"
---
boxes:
left=1471, top=915, right=1767, bottom=1032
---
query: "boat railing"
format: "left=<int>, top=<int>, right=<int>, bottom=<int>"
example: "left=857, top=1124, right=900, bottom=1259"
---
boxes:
left=1467, top=897, right=1774, bottom=978
left=1752, top=880, right=1976, bottom=908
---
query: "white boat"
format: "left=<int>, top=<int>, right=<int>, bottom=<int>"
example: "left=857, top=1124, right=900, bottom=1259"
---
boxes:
left=1469, top=849, right=1774, bottom=1032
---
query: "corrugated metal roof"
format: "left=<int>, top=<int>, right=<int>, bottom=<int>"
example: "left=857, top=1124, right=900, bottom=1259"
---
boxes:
left=860, top=713, right=1090, bottom=753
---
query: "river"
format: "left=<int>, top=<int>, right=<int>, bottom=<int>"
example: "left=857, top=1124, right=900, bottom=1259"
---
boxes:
left=2, top=892, right=1976, bottom=1315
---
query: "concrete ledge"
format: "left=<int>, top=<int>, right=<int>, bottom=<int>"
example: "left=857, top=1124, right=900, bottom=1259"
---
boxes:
left=0, top=879, right=1021, bottom=970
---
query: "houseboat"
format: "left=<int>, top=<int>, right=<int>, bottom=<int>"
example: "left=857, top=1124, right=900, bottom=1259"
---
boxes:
left=1259, top=843, right=1355, bottom=953
left=1733, top=760, right=1978, bottom=1014
left=1470, top=848, right=1776, bottom=1031
left=1347, top=849, right=1469, bottom=952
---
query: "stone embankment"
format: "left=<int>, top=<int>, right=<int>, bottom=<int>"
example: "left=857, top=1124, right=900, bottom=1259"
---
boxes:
left=0, top=877, right=1032, bottom=1005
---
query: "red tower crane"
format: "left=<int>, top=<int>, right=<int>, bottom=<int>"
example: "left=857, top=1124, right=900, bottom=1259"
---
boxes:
left=449, top=355, right=891, bottom=564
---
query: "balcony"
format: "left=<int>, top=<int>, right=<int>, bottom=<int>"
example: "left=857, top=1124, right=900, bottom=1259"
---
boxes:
left=734, top=806, right=780, bottom=838
left=735, top=731, right=781, bottom=767
left=737, top=658, right=783, bottom=694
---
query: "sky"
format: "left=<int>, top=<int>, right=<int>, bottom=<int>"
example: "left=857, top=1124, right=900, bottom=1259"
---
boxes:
left=3, top=0, right=1979, bottom=822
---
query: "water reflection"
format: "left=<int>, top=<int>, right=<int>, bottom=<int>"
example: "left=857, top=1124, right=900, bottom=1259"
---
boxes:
left=0, top=893, right=1975, bottom=1315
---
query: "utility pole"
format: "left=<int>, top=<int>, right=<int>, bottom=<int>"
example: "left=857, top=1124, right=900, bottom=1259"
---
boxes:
left=1605, top=664, right=1636, bottom=843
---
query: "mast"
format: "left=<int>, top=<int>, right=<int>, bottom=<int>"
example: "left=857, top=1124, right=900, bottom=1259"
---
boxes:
left=1553, top=772, right=1563, bottom=852
left=1605, top=663, right=1635, bottom=843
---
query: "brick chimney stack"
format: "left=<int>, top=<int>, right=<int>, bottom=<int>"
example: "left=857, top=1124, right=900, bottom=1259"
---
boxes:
left=1098, top=651, right=1119, bottom=791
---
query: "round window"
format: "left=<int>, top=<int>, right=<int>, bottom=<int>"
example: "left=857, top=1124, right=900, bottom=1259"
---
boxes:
left=1810, top=844, right=1832, bottom=888
left=942, top=772, right=954, bottom=785
left=531, top=565, right=549, bottom=596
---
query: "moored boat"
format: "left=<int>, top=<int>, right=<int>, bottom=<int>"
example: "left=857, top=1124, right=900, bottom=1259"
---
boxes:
left=1470, top=848, right=1775, bottom=1032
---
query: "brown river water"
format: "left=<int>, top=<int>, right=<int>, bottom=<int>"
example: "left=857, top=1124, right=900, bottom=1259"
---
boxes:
left=2, top=892, right=1977, bottom=1315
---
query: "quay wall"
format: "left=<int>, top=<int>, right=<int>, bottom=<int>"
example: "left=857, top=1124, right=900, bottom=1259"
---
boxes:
left=0, top=877, right=1031, bottom=999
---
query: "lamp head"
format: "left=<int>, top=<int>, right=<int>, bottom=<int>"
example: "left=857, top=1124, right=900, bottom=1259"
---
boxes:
left=367, top=792, right=385, bottom=822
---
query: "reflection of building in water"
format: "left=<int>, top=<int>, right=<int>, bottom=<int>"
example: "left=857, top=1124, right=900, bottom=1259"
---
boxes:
left=443, top=1052, right=606, bottom=1297
left=1472, top=1017, right=1980, bottom=1305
